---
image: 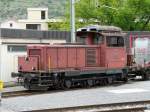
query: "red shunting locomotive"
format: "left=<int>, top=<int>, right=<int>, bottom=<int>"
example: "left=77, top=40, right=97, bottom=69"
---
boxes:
left=12, top=25, right=129, bottom=90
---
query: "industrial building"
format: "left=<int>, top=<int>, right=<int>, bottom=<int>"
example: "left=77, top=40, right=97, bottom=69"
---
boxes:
left=0, top=28, right=70, bottom=83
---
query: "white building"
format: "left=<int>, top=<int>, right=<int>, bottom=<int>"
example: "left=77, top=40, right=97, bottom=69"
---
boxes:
left=0, top=28, right=70, bottom=83
left=0, top=20, right=20, bottom=29
left=18, top=8, right=49, bottom=30
left=0, top=8, right=62, bottom=30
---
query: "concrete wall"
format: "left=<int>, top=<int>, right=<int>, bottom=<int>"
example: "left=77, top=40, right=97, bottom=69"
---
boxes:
left=0, top=44, right=26, bottom=82
left=1, top=20, right=49, bottom=30
left=27, top=8, right=48, bottom=20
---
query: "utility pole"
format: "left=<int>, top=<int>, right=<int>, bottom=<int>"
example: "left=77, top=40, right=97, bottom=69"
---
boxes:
left=70, top=0, right=75, bottom=43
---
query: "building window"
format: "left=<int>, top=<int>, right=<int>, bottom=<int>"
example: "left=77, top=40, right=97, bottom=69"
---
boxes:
left=26, top=24, right=41, bottom=30
left=7, top=45, right=27, bottom=52
left=10, top=23, right=13, bottom=27
left=41, top=11, right=46, bottom=19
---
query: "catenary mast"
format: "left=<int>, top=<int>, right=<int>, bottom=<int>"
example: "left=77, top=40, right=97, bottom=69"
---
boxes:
left=70, top=0, right=75, bottom=42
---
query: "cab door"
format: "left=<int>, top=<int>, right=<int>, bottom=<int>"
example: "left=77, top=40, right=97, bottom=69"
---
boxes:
left=106, top=36, right=127, bottom=68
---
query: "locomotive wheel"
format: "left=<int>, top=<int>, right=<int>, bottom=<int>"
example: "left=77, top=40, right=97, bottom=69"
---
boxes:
left=107, top=77, right=113, bottom=84
left=122, top=77, right=128, bottom=82
left=61, top=79, right=72, bottom=89
left=53, top=77, right=60, bottom=89
left=54, top=83, right=60, bottom=89
left=80, top=81, right=87, bottom=88
left=142, top=71, right=150, bottom=81
left=104, top=79, right=107, bottom=85
left=24, top=78, right=31, bottom=90
left=98, top=79, right=103, bottom=86
left=102, top=78, right=108, bottom=86
left=87, top=79, right=94, bottom=87
left=65, top=80, right=72, bottom=88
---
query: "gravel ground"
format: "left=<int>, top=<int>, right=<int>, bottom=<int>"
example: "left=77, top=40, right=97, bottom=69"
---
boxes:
left=0, top=107, right=15, bottom=112
left=1, top=81, right=150, bottom=112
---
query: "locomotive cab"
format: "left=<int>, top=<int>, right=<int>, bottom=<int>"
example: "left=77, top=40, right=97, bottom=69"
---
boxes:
left=76, top=32, right=104, bottom=45
left=105, top=35, right=127, bottom=68
left=76, top=28, right=127, bottom=68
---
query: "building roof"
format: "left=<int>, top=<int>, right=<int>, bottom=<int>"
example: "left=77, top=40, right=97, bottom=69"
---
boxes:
left=77, top=25, right=122, bottom=32
left=27, top=8, right=48, bottom=11
left=18, top=19, right=49, bottom=22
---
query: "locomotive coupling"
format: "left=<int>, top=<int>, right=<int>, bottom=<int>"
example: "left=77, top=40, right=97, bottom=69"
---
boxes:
left=11, top=72, right=18, bottom=77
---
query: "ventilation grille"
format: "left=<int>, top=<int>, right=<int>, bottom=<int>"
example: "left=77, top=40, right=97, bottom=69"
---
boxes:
left=86, top=48, right=96, bottom=66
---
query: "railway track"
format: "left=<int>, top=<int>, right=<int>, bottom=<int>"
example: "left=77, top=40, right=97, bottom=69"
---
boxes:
left=1, top=86, right=121, bottom=98
left=22, top=101, right=150, bottom=112
left=2, top=88, right=93, bottom=98
left=2, top=87, right=84, bottom=98
left=1, top=80, right=138, bottom=98
left=2, top=90, right=43, bottom=98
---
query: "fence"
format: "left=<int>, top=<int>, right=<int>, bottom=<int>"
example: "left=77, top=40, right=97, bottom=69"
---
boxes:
left=0, top=28, right=71, bottom=42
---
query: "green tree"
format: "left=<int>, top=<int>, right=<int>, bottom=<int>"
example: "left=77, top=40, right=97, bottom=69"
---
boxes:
left=114, top=0, right=150, bottom=30
left=61, top=0, right=150, bottom=31
left=74, top=0, right=123, bottom=29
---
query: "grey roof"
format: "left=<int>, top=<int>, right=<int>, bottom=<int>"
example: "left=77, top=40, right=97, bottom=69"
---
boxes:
left=77, top=25, right=122, bottom=32
left=0, top=28, right=71, bottom=42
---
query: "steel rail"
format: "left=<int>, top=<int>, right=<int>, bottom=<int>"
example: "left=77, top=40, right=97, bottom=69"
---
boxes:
left=2, top=90, right=42, bottom=98
left=22, top=100, right=150, bottom=112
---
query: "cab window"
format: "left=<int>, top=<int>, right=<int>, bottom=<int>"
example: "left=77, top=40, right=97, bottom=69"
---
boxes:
left=77, top=33, right=88, bottom=44
left=77, top=36, right=86, bottom=44
left=93, top=34, right=103, bottom=44
left=107, top=36, right=124, bottom=47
